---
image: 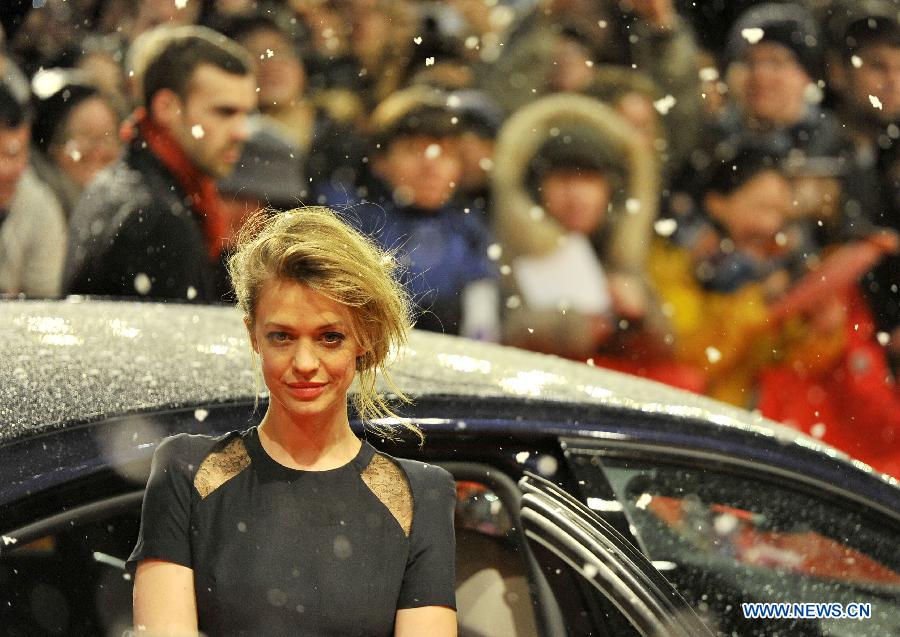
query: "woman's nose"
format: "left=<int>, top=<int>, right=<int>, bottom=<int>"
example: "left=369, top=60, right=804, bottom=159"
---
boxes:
left=292, top=341, right=320, bottom=374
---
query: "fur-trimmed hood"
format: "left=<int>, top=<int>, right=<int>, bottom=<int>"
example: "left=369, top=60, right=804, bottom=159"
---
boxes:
left=490, top=93, right=659, bottom=273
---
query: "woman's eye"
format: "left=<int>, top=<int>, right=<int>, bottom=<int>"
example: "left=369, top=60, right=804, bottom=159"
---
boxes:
left=267, top=332, right=290, bottom=343
left=323, top=332, right=345, bottom=345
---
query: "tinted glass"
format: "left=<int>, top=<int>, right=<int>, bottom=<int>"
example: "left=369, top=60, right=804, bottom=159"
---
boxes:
left=570, top=453, right=900, bottom=637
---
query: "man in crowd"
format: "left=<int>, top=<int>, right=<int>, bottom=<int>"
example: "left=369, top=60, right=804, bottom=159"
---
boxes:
left=0, top=78, right=66, bottom=297
left=64, top=26, right=256, bottom=302
left=829, top=14, right=900, bottom=368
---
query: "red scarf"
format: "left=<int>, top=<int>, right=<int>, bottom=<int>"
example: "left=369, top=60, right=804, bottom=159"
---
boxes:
left=131, top=110, right=230, bottom=261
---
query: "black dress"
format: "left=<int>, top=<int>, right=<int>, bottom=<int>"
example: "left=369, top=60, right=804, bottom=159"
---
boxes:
left=127, top=427, right=456, bottom=636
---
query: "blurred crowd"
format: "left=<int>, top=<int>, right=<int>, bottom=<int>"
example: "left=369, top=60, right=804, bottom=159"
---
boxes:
left=1, top=0, right=899, bottom=475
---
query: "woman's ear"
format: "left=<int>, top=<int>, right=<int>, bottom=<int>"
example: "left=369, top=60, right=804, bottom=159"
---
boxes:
left=244, top=316, right=259, bottom=353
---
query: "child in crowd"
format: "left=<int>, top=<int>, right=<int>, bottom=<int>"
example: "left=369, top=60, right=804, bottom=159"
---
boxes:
left=650, top=148, right=900, bottom=474
left=319, top=86, right=500, bottom=340
left=492, top=94, right=691, bottom=385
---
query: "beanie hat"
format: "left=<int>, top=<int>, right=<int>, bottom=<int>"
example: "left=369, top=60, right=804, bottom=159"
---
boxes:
left=726, top=3, right=822, bottom=79
left=446, top=90, right=504, bottom=139
left=369, top=86, right=461, bottom=150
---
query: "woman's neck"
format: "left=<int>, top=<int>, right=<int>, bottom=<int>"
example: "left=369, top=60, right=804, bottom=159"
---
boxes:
left=257, top=408, right=360, bottom=471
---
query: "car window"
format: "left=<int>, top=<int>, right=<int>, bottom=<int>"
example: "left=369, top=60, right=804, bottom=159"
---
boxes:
left=568, top=452, right=900, bottom=637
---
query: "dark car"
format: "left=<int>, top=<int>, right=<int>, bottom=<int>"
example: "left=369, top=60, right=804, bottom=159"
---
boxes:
left=1, top=300, right=899, bottom=637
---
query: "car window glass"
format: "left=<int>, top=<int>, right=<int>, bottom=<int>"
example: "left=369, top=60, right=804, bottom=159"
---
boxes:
left=569, top=453, right=900, bottom=637
left=1, top=510, right=139, bottom=636
left=454, top=480, right=540, bottom=636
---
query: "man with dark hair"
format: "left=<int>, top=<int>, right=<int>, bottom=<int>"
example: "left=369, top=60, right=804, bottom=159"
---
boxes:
left=65, top=26, right=256, bottom=302
left=830, top=14, right=900, bottom=140
left=828, top=14, right=900, bottom=368
left=0, top=78, right=66, bottom=296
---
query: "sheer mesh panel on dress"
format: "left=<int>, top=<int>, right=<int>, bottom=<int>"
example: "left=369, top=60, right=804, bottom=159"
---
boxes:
left=361, top=454, right=413, bottom=536
left=194, top=437, right=252, bottom=498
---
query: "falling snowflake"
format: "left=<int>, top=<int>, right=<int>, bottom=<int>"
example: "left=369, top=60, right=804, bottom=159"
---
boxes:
left=705, top=346, right=722, bottom=364
left=625, top=198, right=642, bottom=215
left=266, top=48, right=274, bottom=58
left=175, top=0, right=189, bottom=9
left=191, top=124, right=205, bottom=139
left=515, top=451, right=530, bottom=463
left=654, top=218, right=678, bottom=237
left=69, top=148, right=83, bottom=162
left=536, top=455, right=558, bottom=476
left=653, top=94, right=677, bottom=115
left=413, top=36, right=423, bottom=45
left=870, top=95, right=883, bottom=110
left=851, top=55, right=863, bottom=69
left=699, top=66, right=719, bottom=82
left=186, top=286, right=197, bottom=300
left=425, top=57, right=435, bottom=67
left=424, top=143, right=441, bottom=159
left=741, top=28, right=765, bottom=44
left=486, top=243, right=503, bottom=261
left=134, top=273, right=152, bottom=295
left=877, top=331, right=890, bottom=346
left=194, top=408, right=209, bottom=422
left=479, top=157, right=494, bottom=171
left=810, top=423, right=826, bottom=439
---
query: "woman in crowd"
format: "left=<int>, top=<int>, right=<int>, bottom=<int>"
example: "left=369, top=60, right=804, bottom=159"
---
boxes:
left=129, top=207, right=457, bottom=636
left=31, top=75, right=122, bottom=217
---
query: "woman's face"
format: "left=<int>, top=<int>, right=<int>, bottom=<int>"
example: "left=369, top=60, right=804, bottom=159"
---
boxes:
left=540, top=169, right=611, bottom=235
left=50, top=96, right=121, bottom=188
left=248, top=278, right=364, bottom=427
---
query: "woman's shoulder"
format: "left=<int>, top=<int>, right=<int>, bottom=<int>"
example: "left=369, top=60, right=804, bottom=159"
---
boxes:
left=368, top=449, right=455, bottom=496
left=151, top=429, right=248, bottom=472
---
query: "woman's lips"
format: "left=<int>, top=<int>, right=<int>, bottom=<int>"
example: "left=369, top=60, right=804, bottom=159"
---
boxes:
left=286, top=382, right=327, bottom=400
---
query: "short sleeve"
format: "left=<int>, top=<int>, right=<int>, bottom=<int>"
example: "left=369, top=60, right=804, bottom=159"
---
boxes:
left=126, top=434, right=197, bottom=573
left=397, top=463, right=457, bottom=610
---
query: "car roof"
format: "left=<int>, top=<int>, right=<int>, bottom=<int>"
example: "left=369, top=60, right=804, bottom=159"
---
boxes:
left=0, top=299, right=890, bottom=479
left=0, top=299, right=761, bottom=429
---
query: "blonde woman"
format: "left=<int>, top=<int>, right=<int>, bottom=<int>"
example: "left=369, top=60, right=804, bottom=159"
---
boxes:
left=129, top=207, right=457, bottom=636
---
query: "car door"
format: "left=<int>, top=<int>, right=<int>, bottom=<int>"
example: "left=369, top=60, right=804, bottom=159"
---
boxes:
left=563, top=439, right=900, bottom=637
left=518, top=472, right=714, bottom=637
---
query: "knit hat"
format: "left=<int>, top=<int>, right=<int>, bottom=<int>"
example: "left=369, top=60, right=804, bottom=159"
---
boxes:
left=726, top=3, right=822, bottom=79
left=446, top=90, right=504, bottom=139
left=369, top=86, right=461, bottom=150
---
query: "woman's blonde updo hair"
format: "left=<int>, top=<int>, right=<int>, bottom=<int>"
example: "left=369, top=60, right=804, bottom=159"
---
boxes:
left=228, top=206, right=418, bottom=440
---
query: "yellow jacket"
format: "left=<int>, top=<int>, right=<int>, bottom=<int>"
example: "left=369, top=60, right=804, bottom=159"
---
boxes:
left=648, top=240, right=846, bottom=406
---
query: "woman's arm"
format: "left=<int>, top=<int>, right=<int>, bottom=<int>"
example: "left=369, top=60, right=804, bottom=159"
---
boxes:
left=395, top=606, right=457, bottom=637
left=133, top=559, right=199, bottom=636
